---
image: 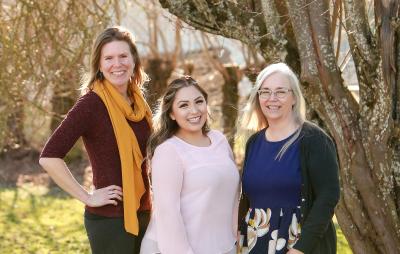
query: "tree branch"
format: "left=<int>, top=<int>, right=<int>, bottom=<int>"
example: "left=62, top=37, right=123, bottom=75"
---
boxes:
left=159, top=0, right=286, bottom=61
left=342, top=0, right=377, bottom=65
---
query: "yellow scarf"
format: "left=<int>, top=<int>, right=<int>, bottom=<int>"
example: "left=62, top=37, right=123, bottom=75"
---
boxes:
left=93, top=79, right=152, bottom=235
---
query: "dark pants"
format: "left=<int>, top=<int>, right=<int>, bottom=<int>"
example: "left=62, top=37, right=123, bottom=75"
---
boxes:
left=84, top=210, right=150, bottom=254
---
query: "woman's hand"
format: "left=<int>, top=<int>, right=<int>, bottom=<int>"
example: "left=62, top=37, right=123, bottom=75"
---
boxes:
left=86, top=185, right=123, bottom=207
left=287, top=248, right=304, bottom=254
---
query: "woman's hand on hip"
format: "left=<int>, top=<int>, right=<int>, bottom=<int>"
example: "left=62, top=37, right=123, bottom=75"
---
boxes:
left=287, top=248, right=304, bottom=254
left=86, top=185, right=123, bottom=207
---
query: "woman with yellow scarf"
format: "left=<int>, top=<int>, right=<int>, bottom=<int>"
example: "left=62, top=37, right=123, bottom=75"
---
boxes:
left=39, top=26, right=153, bottom=254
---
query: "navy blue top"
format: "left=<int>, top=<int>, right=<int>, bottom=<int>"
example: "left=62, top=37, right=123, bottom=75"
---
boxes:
left=242, top=129, right=301, bottom=209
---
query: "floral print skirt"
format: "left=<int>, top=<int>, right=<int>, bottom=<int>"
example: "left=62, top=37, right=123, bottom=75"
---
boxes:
left=238, top=207, right=301, bottom=254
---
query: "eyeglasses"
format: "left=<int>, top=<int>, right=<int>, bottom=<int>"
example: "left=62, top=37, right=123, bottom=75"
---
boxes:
left=257, top=88, right=292, bottom=100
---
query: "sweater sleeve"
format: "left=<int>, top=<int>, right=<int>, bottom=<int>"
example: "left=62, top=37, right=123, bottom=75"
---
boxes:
left=151, top=142, right=195, bottom=254
left=293, top=133, right=340, bottom=253
left=40, top=94, right=94, bottom=159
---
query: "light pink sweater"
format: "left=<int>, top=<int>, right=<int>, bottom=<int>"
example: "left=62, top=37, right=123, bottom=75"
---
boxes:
left=140, top=130, right=239, bottom=254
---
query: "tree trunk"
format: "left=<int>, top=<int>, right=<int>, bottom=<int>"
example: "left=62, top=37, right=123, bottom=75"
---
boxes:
left=50, top=88, right=76, bottom=132
left=4, top=95, right=29, bottom=157
left=144, top=58, right=175, bottom=111
left=221, top=65, right=240, bottom=147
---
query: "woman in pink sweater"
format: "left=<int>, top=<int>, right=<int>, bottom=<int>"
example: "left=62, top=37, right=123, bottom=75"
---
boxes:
left=140, top=76, right=239, bottom=254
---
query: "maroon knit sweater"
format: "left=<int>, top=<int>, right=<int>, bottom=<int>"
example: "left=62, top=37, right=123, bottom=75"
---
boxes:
left=40, top=91, right=151, bottom=217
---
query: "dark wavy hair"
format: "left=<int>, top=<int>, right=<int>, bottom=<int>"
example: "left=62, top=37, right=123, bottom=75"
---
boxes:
left=147, top=76, right=210, bottom=160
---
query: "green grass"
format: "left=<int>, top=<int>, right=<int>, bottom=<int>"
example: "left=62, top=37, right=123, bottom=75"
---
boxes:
left=0, top=184, right=353, bottom=254
left=335, top=218, right=353, bottom=254
left=0, top=184, right=90, bottom=254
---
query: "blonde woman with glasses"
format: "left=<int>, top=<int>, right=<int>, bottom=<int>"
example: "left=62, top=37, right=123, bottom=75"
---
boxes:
left=237, top=63, right=340, bottom=254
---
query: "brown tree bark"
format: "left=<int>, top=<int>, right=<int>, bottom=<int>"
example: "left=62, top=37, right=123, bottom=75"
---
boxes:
left=221, top=65, right=240, bottom=147
left=157, top=0, right=400, bottom=253
left=4, top=94, right=29, bottom=157
left=144, top=58, right=175, bottom=110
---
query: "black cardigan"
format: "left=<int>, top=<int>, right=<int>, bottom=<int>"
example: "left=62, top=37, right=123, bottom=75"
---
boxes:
left=239, top=121, right=340, bottom=254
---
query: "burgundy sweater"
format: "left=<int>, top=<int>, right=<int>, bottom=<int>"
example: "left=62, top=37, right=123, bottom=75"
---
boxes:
left=40, top=91, right=151, bottom=217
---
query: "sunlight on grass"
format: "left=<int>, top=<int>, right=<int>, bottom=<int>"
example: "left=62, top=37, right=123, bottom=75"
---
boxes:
left=0, top=184, right=89, bottom=254
left=333, top=216, right=353, bottom=254
left=337, top=226, right=353, bottom=254
left=0, top=184, right=352, bottom=253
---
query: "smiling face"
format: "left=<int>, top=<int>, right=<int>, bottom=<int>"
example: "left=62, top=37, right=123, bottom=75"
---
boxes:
left=258, top=72, right=296, bottom=124
left=99, top=40, right=134, bottom=91
left=170, top=86, right=208, bottom=137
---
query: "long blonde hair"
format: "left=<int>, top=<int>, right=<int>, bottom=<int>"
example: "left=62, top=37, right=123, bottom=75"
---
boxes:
left=80, top=26, right=148, bottom=94
left=236, top=62, right=306, bottom=159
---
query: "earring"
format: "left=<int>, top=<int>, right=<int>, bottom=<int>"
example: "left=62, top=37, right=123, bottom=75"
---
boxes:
left=98, top=71, right=104, bottom=80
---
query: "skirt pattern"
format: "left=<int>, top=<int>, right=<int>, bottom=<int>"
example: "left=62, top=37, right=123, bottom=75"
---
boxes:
left=238, top=207, right=301, bottom=254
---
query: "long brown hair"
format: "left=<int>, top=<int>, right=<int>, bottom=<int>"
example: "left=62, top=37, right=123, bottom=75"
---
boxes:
left=80, top=26, right=147, bottom=94
left=147, top=76, right=210, bottom=160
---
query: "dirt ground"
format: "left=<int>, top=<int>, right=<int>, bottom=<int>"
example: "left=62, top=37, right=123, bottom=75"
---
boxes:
left=0, top=148, right=92, bottom=188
